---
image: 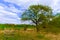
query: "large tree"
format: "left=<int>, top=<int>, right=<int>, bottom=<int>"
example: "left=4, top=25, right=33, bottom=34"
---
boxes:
left=21, top=5, right=52, bottom=32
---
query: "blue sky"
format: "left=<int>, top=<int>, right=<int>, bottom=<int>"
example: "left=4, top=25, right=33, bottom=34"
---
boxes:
left=0, top=0, right=60, bottom=24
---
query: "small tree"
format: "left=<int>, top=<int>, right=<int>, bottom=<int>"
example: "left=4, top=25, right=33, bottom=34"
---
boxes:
left=21, top=5, right=52, bottom=32
left=50, top=13, right=60, bottom=27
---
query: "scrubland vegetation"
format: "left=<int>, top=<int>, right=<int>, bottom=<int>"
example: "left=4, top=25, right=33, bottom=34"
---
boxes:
left=0, top=4, right=60, bottom=40
left=0, top=24, right=60, bottom=40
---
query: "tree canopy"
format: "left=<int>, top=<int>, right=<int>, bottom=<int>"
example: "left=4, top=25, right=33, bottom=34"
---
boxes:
left=21, top=5, right=53, bottom=32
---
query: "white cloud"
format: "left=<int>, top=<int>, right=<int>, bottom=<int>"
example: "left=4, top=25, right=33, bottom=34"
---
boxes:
left=4, top=0, right=42, bottom=8
left=51, top=0, right=60, bottom=13
left=4, top=0, right=40, bottom=5
left=5, top=4, right=21, bottom=13
left=4, top=0, right=60, bottom=12
left=0, top=3, right=20, bottom=24
left=4, top=0, right=54, bottom=7
left=0, top=0, right=60, bottom=24
left=0, top=3, right=31, bottom=24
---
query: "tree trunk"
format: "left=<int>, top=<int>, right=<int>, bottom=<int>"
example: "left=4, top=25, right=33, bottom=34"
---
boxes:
left=36, top=26, right=40, bottom=32
left=24, top=25, right=27, bottom=31
left=36, top=23, right=40, bottom=32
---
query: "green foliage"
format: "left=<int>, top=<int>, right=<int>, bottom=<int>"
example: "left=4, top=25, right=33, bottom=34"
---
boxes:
left=21, top=4, right=53, bottom=32
left=49, top=13, right=60, bottom=28
left=21, top=5, right=52, bottom=25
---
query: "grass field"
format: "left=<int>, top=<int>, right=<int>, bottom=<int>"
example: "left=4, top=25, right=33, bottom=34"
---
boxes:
left=0, top=24, right=60, bottom=40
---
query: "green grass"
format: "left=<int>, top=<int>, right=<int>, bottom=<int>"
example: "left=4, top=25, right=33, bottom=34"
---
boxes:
left=41, top=26, right=60, bottom=34
left=0, top=24, right=34, bottom=30
left=0, top=24, right=60, bottom=34
left=0, top=24, right=60, bottom=40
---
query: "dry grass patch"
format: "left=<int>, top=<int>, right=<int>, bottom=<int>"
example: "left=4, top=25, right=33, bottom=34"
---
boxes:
left=0, top=29, right=60, bottom=40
